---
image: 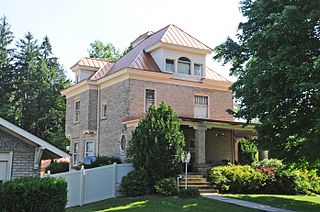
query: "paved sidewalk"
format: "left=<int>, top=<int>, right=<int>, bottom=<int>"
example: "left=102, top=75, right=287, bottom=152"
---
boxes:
left=201, top=194, right=294, bottom=212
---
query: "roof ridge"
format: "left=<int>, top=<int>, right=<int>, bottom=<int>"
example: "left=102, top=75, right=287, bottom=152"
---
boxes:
left=170, top=24, right=213, bottom=51
left=206, top=66, right=230, bottom=82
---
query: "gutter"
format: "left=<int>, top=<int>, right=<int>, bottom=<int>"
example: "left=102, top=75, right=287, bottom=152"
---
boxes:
left=96, top=85, right=100, bottom=156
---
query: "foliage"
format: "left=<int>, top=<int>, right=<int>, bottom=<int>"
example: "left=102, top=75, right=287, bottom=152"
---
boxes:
left=0, top=177, right=67, bottom=212
left=276, top=169, right=320, bottom=195
left=78, top=156, right=122, bottom=169
left=214, top=0, right=320, bottom=167
left=120, top=169, right=149, bottom=197
left=127, top=102, right=185, bottom=189
left=209, top=165, right=267, bottom=193
left=154, top=177, right=178, bottom=196
left=46, top=161, right=69, bottom=174
left=252, top=159, right=284, bottom=170
left=0, top=16, right=71, bottom=149
left=238, top=139, right=258, bottom=164
left=88, top=40, right=120, bottom=61
left=178, top=188, right=200, bottom=199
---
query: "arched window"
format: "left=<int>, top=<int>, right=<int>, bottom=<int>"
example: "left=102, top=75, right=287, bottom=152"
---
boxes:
left=120, top=135, right=127, bottom=151
left=177, top=57, right=191, bottom=75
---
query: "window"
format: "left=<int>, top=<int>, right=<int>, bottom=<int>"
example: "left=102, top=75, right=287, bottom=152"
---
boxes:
left=75, top=75, right=80, bottom=83
left=101, top=103, right=107, bottom=118
left=178, top=57, right=191, bottom=75
left=72, top=141, right=79, bottom=166
left=145, top=89, right=155, bottom=112
left=85, top=140, right=94, bottom=158
left=194, top=95, right=208, bottom=118
left=165, top=59, right=174, bottom=73
left=74, top=100, right=80, bottom=123
left=194, top=64, right=203, bottom=77
left=120, top=135, right=126, bottom=151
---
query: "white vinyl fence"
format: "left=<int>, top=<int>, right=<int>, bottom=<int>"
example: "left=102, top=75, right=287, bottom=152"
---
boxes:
left=46, top=163, right=134, bottom=208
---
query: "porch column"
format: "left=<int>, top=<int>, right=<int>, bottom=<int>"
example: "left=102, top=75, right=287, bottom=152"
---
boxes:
left=193, top=125, right=207, bottom=165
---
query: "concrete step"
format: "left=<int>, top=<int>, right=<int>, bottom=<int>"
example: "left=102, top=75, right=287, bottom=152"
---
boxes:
left=179, top=184, right=212, bottom=188
left=180, top=178, right=208, bottom=182
left=180, top=174, right=204, bottom=178
left=180, top=180, right=208, bottom=185
left=198, top=188, right=219, bottom=194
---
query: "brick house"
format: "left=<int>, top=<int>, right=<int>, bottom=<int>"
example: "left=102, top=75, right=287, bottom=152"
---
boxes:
left=0, top=117, right=69, bottom=181
left=62, top=24, right=255, bottom=174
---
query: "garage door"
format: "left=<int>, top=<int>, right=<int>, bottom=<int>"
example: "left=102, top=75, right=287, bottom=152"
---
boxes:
left=0, top=152, right=12, bottom=182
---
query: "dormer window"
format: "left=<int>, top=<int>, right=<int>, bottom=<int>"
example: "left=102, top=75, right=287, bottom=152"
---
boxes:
left=194, top=64, right=203, bottom=77
left=75, top=75, right=80, bottom=83
left=178, top=57, right=191, bottom=75
left=165, top=59, right=174, bottom=73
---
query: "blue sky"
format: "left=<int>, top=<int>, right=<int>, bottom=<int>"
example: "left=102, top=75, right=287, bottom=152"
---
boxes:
left=1, top=0, right=243, bottom=80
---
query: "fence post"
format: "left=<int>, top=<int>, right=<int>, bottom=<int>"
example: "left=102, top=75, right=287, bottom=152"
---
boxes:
left=112, top=162, right=117, bottom=198
left=79, top=165, right=85, bottom=206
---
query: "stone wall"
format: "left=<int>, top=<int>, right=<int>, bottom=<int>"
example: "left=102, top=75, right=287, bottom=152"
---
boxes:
left=0, top=129, right=35, bottom=179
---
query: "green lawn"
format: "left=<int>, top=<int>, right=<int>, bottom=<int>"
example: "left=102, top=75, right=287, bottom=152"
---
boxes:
left=223, top=194, right=320, bottom=212
left=66, top=195, right=256, bottom=212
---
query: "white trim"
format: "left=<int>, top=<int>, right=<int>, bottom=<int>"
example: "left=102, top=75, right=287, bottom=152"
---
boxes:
left=0, top=117, right=69, bottom=158
left=72, top=140, right=79, bottom=166
left=0, top=151, right=13, bottom=181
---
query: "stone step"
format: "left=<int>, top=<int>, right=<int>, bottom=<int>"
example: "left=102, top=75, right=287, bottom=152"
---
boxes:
left=180, top=174, right=204, bottom=178
left=180, top=180, right=208, bottom=185
left=179, top=184, right=212, bottom=188
left=198, top=188, right=219, bottom=194
left=180, top=178, right=208, bottom=182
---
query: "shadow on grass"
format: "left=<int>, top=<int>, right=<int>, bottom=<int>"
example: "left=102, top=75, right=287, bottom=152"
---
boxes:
left=224, top=194, right=320, bottom=212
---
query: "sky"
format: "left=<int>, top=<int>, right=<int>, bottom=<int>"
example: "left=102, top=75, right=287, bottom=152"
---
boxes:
left=1, top=0, right=244, bottom=81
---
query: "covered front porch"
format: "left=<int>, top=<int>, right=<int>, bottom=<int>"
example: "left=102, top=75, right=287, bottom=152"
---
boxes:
left=180, top=117, right=257, bottom=175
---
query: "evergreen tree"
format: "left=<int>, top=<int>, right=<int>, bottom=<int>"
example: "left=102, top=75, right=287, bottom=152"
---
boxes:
left=0, top=16, right=14, bottom=120
left=214, top=0, right=320, bottom=167
left=127, top=102, right=185, bottom=187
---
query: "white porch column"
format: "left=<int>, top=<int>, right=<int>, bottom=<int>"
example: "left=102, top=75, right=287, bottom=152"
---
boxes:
left=193, top=125, right=207, bottom=165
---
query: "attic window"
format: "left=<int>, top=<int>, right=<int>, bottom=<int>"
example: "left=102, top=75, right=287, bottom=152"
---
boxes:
left=194, top=64, right=203, bottom=77
left=165, top=59, right=174, bottom=73
left=178, top=57, right=191, bottom=75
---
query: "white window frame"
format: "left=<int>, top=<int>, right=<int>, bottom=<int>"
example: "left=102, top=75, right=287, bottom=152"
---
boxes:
left=194, top=95, right=210, bottom=118
left=85, top=140, right=94, bottom=158
left=194, top=63, right=203, bottom=77
left=144, top=89, right=156, bottom=113
left=0, top=151, right=13, bottom=182
left=74, top=100, right=80, bottom=123
left=101, top=103, right=107, bottom=119
left=164, top=58, right=175, bottom=73
left=120, top=135, right=127, bottom=151
left=72, top=141, right=79, bottom=166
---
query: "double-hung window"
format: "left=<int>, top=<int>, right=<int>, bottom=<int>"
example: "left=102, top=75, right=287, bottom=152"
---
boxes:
left=194, top=64, right=203, bottom=77
left=72, top=141, right=79, bottom=166
left=165, top=59, right=174, bottom=73
left=74, top=100, right=80, bottom=123
left=194, top=95, right=208, bottom=118
left=145, top=89, right=155, bottom=112
left=177, top=57, right=191, bottom=75
left=85, top=140, right=94, bottom=158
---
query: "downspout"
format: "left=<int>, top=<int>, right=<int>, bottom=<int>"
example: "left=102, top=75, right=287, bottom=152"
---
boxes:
left=96, top=85, right=100, bottom=156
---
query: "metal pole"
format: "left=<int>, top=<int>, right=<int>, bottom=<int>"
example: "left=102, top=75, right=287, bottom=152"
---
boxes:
left=185, top=161, right=187, bottom=189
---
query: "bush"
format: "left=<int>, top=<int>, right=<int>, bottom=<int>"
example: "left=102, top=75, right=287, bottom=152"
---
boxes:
left=78, top=156, right=122, bottom=169
left=0, top=177, right=67, bottom=212
left=46, top=161, right=69, bottom=174
left=127, top=102, right=185, bottom=189
left=120, top=169, right=149, bottom=197
left=276, top=169, right=320, bottom=195
left=238, top=139, right=258, bottom=164
left=252, top=159, right=284, bottom=170
left=154, top=177, right=178, bottom=196
left=209, top=165, right=267, bottom=193
left=178, top=188, right=200, bottom=198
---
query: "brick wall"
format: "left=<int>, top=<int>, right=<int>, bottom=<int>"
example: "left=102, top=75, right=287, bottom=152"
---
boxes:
left=0, top=129, right=35, bottom=179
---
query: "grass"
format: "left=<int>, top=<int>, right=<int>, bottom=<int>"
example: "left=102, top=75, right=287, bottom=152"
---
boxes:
left=223, top=194, right=320, bottom=212
left=66, top=195, right=256, bottom=212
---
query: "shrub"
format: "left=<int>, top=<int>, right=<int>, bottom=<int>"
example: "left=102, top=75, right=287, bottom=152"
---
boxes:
left=252, top=159, right=284, bottom=170
left=178, top=188, right=200, bottom=198
left=276, top=169, right=320, bottom=195
left=46, top=161, right=69, bottom=174
left=209, top=165, right=267, bottom=193
left=120, top=169, right=149, bottom=197
left=238, top=139, right=258, bottom=164
left=78, top=156, right=122, bottom=169
left=154, top=177, right=178, bottom=196
left=0, top=177, right=67, bottom=212
left=127, top=102, right=185, bottom=189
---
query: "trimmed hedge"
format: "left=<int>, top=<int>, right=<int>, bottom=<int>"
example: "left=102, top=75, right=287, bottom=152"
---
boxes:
left=0, top=177, right=67, bottom=212
left=178, top=188, right=200, bottom=198
left=46, top=161, right=69, bottom=174
left=154, top=177, right=178, bottom=196
left=209, top=165, right=267, bottom=193
left=120, top=169, right=149, bottom=197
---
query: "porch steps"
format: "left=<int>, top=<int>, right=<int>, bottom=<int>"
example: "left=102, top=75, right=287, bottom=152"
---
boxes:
left=179, top=174, right=218, bottom=194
